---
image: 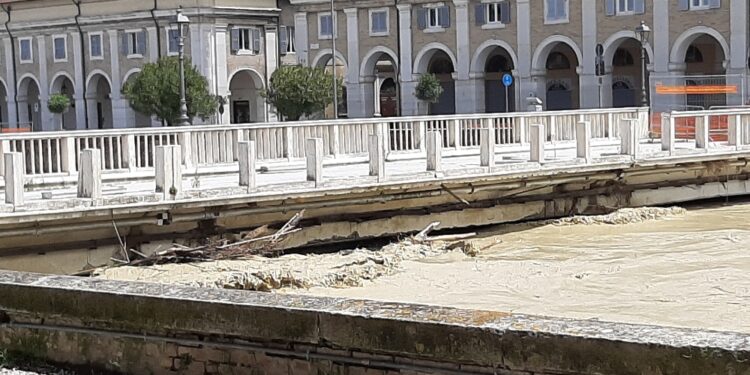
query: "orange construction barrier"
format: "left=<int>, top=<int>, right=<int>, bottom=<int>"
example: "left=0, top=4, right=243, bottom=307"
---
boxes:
left=650, top=113, right=728, bottom=142
left=1, top=127, right=31, bottom=134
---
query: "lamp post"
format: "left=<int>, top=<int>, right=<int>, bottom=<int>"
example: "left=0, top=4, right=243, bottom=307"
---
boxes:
left=174, top=7, right=191, bottom=126
left=635, top=20, right=651, bottom=107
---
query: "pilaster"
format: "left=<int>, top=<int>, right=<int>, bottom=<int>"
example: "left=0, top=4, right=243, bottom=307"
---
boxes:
left=294, top=12, right=309, bottom=66
left=580, top=0, right=598, bottom=108
left=71, top=31, right=86, bottom=129
left=516, top=0, right=534, bottom=108
left=36, top=36, right=51, bottom=130
left=3, top=38, right=17, bottom=128
left=397, top=4, right=417, bottom=116
left=343, top=8, right=364, bottom=118
left=653, top=1, right=669, bottom=73
left=265, top=25, right=279, bottom=122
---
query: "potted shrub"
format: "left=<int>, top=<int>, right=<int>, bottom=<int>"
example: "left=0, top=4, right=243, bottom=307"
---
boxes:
left=414, top=73, right=444, bottom=114
left=48, top=93, right=72, bottom=130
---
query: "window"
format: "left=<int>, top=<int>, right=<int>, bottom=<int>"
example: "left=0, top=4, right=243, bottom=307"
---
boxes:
left=318, top=12, right=334, bottom=39
left=121, top=30, right=146, bottom=58
left=690, top=0, right=710, bottom=9
left=230, top=27, right=261, bottom=55
left=53, top=35, right=67, bottom=62
left=19, top=38, right=32, bottom=63
left=545, top=0, right=568, bottom=23
left=89, top=33, right=103, bottom=60
left=280, top=26, right=295, bottom=54
left=476, top=2, right=510, bottom=27
left=167, top=28, right=180, bottom=55
left=617, top=0, right=635, bottom=14
left=370, top=8, right=389, bottom=36
left=417, top=5, right=450, bottom=31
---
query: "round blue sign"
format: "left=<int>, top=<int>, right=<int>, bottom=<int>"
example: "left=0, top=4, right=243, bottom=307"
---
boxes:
left=502, top=73, right=513, bottom=87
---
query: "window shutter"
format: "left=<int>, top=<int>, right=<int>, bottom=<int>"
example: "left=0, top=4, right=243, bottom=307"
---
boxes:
left=678, top=0, right=689, bottom=11
left=605, top=0, right=615, bottom=15
left=252, top=28, right=261, bottom=55
left=279, top=26, right=288, bottom=55
left=230, top=28, right=240, bottom=53
left=120, top=32, right=128, bottom=55
left=417, top=8, right=427, bottom=30
left=439, top=6, right=450, bottom=28
left=634, top=0, right=645, bottom=14
left=137, top=30, right=146, bottom=55
left=474, top=4, right=485, bottom=26
left=500, top=2, right=511, bottom=24
left=709, top=0, right=721, bottom=9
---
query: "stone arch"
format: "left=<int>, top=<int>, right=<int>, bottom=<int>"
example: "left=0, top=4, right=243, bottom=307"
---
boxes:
left=531, top=35, right=583, bottom=72
left=17, top=74, right=42, bottom=131
left=602, top=30, right=654, bottom=68
left=360, top=46, right=399, bottom=78
left=121, top=68, right=153, bottom=127
left=413, top=42, right=458, bottom=75
left=469, top=39, right=519, bottom=74
left=228, top=68, right=266, bottom=123
left=311, top=49, right=348, bottom=72
left=0, top=78, right=9, bottom=127
left=86, top=72, right=113, bottom=129
left=670, top=26, right=729, bottom=65
left=49, top=71, right=77, bottom=130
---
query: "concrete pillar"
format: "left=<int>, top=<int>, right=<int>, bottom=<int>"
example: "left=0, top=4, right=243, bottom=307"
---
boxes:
left=661, top=113, right=674, bottom=155
left=516, top=0, right=533, bottom=108
left=238, top=141, right=256, bottom=191
left=728, top=114, right=743, bottom=148
left=215, top=26, right=231, bottom=124
left=107, top=30, right=127, bottom=128
left=426, top=131, right=442, bottom=172
left=155, top=145, right=183, bottom=200
left=77, top=149, right=102, bottom=199
left=530, top=124, right=545, bottom=163
left=652, top=1, right=669, bottom=74
left=344, top=8, right=364, bottom=118
left=305, top=138, right=323, bottom=187
left=480, top=128, right=494, bottom=168
left=265, top=26, right=279, bottom=122
left=60, top=137, right=77, bottom=174
left=619, top=119, right=638, bottom=158
left=368, top=134, right=386, bottom=182
left=695, top=115, right=710, bottom=149
left=576, top=121, right=591, bottom=162
left=397, top=4, right=417, bottom=116
left=4, top=152, right=24, bottom=206
left=579, top=0, right=598, bottom=108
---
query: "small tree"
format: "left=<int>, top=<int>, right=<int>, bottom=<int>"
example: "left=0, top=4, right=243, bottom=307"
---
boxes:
left=414, top=73, right=444, bottom=103
left=48, top=93, right=71, bottom=114
left=262, top=65, right=342, bottom=121
left=122, top=57, right=217, bottom=126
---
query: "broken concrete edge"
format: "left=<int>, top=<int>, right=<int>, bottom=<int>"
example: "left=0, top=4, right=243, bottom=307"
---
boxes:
left=0, top=270, right=748, bottom=375
left=3, top=147, right=742, bottom=224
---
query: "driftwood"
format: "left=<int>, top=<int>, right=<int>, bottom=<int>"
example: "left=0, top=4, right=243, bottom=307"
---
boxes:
left=412, top=221, right=476, bottom=243
left=117, top=210, right=305, bottom=267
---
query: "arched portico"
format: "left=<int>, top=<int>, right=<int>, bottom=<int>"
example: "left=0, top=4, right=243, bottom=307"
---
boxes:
left=531, top=36, right=583, bottom=110
left=18, top=74, right=42, bottom=131
left=471, top=40, right=518, bottom=113
left=86, top=71, right=113, bottom=129
left=49, top=72, right=77, bottom=130
left=228, top=68, right=266, bottom=123
left=360, top=46, right=399, bottom=117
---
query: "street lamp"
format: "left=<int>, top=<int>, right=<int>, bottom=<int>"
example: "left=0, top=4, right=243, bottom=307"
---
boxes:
left=173, top=7, right=191, bottom=126
left=635, top=20, right=651, bottom=107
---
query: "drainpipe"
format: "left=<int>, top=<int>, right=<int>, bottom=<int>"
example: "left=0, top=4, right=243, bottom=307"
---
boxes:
left=72, top=0, right=89, bottom=129
left=150, top=0, right=161, bottom=56
left=1, top=5, right=19, bottom=129
left=394, top=0, right=402, bottom=116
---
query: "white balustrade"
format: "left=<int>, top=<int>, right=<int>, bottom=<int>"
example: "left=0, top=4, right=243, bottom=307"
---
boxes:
left=0, top=107, right=647, bottom=181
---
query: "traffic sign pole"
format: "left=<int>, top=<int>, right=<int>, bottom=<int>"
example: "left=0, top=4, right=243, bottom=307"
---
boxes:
left=502, top=73, right=513, bottom=113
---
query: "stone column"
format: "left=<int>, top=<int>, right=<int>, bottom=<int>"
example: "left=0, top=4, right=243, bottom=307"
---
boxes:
left=453, top=0, right=475, bottom=114
left=652, top=1, right=669, bottom=75
left=146, top=27, right=158, bottom=62
left=264, top=26, right=279, bottom=122
left=516, top=0, right=535, bottom=110
left=530, top=124, right=545, bottom=163
left=215, top=26, right=230, bottom=124
left=368, top=134, right=386, bottom=182
left=4, top=152, right=24, bottom=206
left=3, top=39, right=17, bottom=128
left=480, top=128, right=495, bottom=168
left=397, top=4, right=418, bottom=116
left=36, top=36, right=51, bottom=131
left=729, top=0, right=747, bottom=105
left=294, top=12, right=309, bottom=66
left=107, top=30, right=127, bottom=128
left=306, top=138, right=323, bottom=186
left=155, top=145, right=183, bottom=200
left=579, top=0, right=598, bottom=108
left=426, top=131, right=442, bottom=172
left=71, top=31, right=86, bottom=129
left=576, top=121, right=591, bottom=162
left=238, top=141, right=256, bottom=191
left=344, top=8, right=365, bottom=118
left=77, top=149, right=102, bottom=199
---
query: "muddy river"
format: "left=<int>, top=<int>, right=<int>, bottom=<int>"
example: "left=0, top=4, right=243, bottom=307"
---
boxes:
left=297, top=202, right=750, bottom=334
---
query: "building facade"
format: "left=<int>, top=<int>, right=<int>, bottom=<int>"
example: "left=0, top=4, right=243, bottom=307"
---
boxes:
left=0, top=0, right=746, bottom=131
left=289, top=0, right=748, bottom=117
left=0, top=0, right=283, bottom=131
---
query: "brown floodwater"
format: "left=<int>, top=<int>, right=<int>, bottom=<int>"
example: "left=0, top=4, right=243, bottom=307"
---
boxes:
left=300, top=201, right=750, bottom=334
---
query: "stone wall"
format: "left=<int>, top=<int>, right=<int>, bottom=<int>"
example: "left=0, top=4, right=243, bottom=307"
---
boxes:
left=0, top=271, right=749, bottom=374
